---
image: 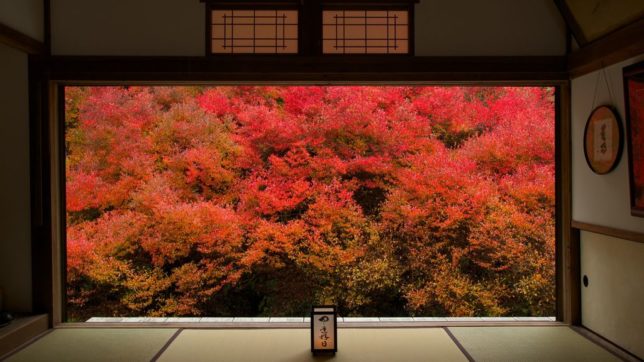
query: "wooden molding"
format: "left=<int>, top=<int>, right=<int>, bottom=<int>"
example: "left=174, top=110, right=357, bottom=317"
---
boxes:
left=568, top=18, right=644, bottom=78
left=556, top=84, right=579, bottom=325
left=38, top=55, right=567, bottom=82
left=553, top=0, right=588, bottom=46
left=0, top=22, right=45, bottom=55
left=571, top=220, right=644, bottom=244
left=56, top=320, right=562, bottom=329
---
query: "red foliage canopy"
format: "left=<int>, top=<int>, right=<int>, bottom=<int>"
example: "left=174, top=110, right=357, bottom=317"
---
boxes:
left=65, top=86, right=555, bottom=319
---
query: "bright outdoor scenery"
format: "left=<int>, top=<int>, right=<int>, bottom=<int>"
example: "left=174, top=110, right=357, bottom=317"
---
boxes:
left=65, top=86, right=555, bottom=321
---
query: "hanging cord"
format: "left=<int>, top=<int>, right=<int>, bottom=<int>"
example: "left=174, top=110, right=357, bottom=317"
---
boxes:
left=590, top=61, right=615, bottom=110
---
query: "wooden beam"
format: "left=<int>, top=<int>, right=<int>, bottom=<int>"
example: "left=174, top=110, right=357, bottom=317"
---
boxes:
left=568, top=18, right=644, bottom=78
left=553, top=0, right=588, bottom=46
left=571, top=220, right=644, bottom=244
left=556, top=83, right=580, bottom=325
left=41, top=55, right=567, bottom=82
left=0, top=22, right=45, bottom=54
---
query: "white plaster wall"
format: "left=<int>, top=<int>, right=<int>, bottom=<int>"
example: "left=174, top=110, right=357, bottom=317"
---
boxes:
left=572, top=54, right=644, bottom=359
left=580, top=231, right=644, bottom=359
left=0, top=0, right=44, bottom=41
left=51, top=0, right=205, bottom=56
left=571, top=55, right=644, bottom=233
left=414, top=0, right=566, bottom=56
left=0, top=43, right=32, bottom=313
left=51, top=0, right=565, bottom=56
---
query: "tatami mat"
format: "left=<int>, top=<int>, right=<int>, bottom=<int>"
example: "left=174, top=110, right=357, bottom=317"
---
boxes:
left=157, top=328, right=468, bottom=362
left=4, top=328, right=178, bottom=362
left=4, top=326, right=623, bottom=362
left=447, top=326, right=620, bottom=362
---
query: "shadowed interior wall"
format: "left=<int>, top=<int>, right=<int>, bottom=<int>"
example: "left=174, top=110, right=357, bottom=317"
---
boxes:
left=50, top=0, right=566, bottom=56
left=0, top=43, right=32, bottom=313
left=571, top=55, right=644, bottom=359
left=414, top=0, right=566, bottom=56
left=51, top=0, right=205, bottom=56
left=0, top=0, right=44, bottom=41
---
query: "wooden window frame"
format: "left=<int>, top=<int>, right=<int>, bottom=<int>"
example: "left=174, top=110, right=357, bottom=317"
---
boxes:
left=28, top=55, right=572, bottom=328
left=320, top=1, right=417, bottom=55
left=204, top=1, right=302, bottom=55
left=203, top=0, right=418, bottom=56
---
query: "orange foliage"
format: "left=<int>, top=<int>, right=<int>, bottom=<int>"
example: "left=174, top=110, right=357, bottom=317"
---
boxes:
left=65, top=86, right=555, bottom=319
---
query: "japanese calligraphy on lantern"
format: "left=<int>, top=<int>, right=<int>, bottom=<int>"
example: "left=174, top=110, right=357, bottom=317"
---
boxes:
left=311, top=306, right=337, bottom=353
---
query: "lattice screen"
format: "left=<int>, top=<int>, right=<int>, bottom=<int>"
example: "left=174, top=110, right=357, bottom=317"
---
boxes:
left=211, top=10, right=298, bottom=54
left=322, top=10, right=409, bottom=54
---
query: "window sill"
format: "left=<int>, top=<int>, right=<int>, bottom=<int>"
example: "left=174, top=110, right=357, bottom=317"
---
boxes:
left=56, top=316, right=559, bottom=329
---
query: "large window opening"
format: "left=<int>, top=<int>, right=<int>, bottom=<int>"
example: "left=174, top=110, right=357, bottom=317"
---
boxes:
left=64, top=86, right=555, bottom=322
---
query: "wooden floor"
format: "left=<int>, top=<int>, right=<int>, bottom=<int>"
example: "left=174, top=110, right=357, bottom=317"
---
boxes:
left=2, top=326, right=629, bottom=362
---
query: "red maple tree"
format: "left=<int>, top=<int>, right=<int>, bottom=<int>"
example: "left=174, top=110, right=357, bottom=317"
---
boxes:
left=65, top=86, right=555, bottom=319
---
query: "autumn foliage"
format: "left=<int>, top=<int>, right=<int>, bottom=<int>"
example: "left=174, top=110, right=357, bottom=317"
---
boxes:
left=65, top=86, right=555, bottom=320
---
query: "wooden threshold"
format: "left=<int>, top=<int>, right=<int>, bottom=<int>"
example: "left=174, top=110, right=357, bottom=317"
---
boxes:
left=572, top=220, right=644, bottom=244
left=56, top=320, right=563, bottom=330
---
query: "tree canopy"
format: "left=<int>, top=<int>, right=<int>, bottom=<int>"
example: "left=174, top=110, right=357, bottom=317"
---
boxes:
left=65, top=86, right=555, bottom=320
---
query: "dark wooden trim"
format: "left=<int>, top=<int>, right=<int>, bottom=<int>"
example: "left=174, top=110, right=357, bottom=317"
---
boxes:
left=40, top=55, right=567, bottom=82
left=571, top=220, right=644, bottom=244
left=568, top=227, right=581, bottom=325
left=29, top=56, right=54, bottom=327
left=555, top=85, right=562, bottom=322
left=553, top=0, right=587, bottom=45
left=57, top=85, right=68, bottom=323
left=0, top=22, right=45, bottom=54
left=201, top=0, right=299, bottom=4
left=32, top=57, right=566, bottom=326
left=200, top=0, right=419, bottom=4
left=44, top=0, right=51, bottom=55
left=321, top=0, right=419, bottom=4
left=623, top=61, right=644, bottom=218
left=56, top=321, right=564, bottom=329
left=556, top=83, right=579, bottom=325
left=568, top=18, right=644, bottom=78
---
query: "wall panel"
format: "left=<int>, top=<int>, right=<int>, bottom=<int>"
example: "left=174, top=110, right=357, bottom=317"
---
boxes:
left=0, top=0, right=44, bottom=41
left=50, top=0, right=566, bottom=56
left=580, top=231, right=644, bottom=359
left=414, top=0, right=566, bottom=56
left=0, top=43, right=32, bottom=313
left=51, top=0, right=204, bottom=56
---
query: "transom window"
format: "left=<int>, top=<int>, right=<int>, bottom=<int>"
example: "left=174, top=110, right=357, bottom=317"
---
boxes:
left=211, top=10, right=299, bottom=54
left=204, top=0, right=417, bottom=55
left=322, top=10, right=409, bottom=54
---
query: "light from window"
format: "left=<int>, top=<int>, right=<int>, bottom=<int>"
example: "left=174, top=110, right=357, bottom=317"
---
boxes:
left=322, top=10, right=409, bottom=54
left=211, top=10, right=298, bottom=54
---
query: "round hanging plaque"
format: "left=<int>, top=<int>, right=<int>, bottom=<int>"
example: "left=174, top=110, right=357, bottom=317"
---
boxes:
left=583, top=105, right=623, bottom=175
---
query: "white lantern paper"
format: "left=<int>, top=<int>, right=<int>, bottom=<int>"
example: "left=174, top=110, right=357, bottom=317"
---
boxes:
left=311, top=305, right=337, bottom=354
